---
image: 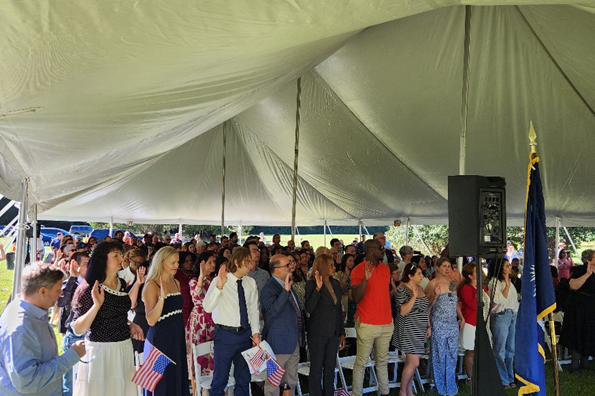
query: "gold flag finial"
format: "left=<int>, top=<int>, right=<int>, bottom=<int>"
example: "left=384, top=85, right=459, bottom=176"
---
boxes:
left=529, top=120, right=537, bottom=155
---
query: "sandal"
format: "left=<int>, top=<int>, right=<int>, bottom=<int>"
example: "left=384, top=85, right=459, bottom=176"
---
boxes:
left=510, top=383, right=517, bottom=388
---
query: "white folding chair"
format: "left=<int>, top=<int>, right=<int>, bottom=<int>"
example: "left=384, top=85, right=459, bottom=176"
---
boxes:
left=296, top=359, right=341, bottom=396
left=134, top=351, right=144, bottom=396
left=338, top=328, right=378, bottom=394
left=192, top=341, right=235, bottom=396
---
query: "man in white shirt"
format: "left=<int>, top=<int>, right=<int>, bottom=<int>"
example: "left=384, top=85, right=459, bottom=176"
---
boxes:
left=204, top=247, right=261, bottom=396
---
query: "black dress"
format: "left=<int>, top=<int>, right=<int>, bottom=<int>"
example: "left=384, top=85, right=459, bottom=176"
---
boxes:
left=144, top=281, right=190, bottom=396
left=560, top=265, right=595, bottom=355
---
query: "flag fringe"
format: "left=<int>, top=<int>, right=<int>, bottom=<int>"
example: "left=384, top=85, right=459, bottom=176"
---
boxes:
left=515, top=373, right=541, bottom=395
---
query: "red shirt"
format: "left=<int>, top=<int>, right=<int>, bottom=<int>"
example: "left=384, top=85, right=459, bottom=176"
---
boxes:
left=458, top=283, right=487, bottom=326
left=350, top=260, right=392, bottom=325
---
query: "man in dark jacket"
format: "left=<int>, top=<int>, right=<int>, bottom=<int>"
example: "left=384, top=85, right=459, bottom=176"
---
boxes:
left=261, top=254, right=304, bottom=396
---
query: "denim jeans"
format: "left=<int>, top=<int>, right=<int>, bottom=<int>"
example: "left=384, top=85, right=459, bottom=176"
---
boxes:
left=62, top=330, right=85, bottom=396
left=490, top=309, right=516, bottom=386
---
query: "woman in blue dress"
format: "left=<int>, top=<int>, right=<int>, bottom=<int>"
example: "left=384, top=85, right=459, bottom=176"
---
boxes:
left=425, top=258, right=464, bottom=396
left=142, top=246, right=190, bottom=396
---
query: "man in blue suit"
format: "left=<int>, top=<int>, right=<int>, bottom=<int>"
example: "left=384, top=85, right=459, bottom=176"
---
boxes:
left=261, top=254, right=305, bottom=396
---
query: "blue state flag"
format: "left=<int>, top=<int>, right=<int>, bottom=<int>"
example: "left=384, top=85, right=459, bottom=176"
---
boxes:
left=515, top=156, right=556, bottom=395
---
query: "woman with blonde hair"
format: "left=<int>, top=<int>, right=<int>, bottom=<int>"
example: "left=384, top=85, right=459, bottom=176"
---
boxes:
left=142, top=246, right=189, bottom=396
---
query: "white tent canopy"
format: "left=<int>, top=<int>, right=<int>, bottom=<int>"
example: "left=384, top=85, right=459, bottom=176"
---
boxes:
left=1, top=1, right=594, bottom=226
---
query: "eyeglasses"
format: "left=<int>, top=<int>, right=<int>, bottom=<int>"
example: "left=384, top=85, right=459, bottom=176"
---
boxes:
left=275, top=264, right=290, bottom=269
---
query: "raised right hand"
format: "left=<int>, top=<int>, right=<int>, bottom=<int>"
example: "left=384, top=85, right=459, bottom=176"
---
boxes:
left=71, top=340, right=86, bottom=358
left=284, top=272, right=293, bottom=292
left=411, top=284, right=419, bottom=298
left=217, top=264, right=228, bottom=289
left=136, top=266, right=146, bottom=284
left=91, top=281, right=105, bottom=307
left=69, top=260, right=80, bottom=278
left=199, top=260, right=207, bottom=278
left=315, top=270, right=323, bottom=290
left=364, top=263, right=374, bottom=280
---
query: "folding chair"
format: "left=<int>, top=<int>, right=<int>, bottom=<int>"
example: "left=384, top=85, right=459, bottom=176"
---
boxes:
left=192, top=341, right=235, bottom=396
left=338, top=328, right=378, bottom=394
left=296, top=358, right=341, bottom=396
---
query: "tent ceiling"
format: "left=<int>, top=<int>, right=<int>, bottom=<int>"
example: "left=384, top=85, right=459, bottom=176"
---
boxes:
left=1, top=2, right=595, bottom=226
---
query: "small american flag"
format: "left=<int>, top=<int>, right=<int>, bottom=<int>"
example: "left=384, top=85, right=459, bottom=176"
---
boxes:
left=266, top=357, right=285, bottom=388
left=248, top=348, right=269, bottom=373
left=132, top=346, right=173, bottom=392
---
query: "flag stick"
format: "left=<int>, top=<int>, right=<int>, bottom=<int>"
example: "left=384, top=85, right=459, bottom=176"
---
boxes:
left=548, top=312, right=560, bottom=396
left=145, top=340, right=177, bottom=365
left=529, top=121, right=559, bottom=395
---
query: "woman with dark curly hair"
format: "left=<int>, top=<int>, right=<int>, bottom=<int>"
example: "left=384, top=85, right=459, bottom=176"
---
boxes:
left=186, top=251, right=217, bottom=379
left=560, top=249, right=595, bottom=372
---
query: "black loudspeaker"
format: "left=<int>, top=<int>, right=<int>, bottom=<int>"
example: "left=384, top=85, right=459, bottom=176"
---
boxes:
left=448, top=175, right=506, bottom=258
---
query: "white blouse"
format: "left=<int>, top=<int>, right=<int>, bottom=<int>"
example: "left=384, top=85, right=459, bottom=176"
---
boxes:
left=488, top=278, right=519, bottom=314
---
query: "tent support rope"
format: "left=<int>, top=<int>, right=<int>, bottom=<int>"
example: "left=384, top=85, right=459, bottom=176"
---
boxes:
left=516, top=6, right=595, bottom=119
left=291, top=77, right=302, bottom=241
left=221, top=121, right=227, bottom=238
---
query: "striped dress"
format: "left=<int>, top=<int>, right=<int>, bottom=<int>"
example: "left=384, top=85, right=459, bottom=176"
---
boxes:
left=392, top=285, right=429, bottom=354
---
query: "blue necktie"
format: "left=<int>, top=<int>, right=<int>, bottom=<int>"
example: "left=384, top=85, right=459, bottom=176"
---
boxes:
left=237, top=279, right=249, bottom=330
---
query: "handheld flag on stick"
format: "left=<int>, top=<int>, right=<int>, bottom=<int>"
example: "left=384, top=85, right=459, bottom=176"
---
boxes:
left=266, top=357, right=286, bottom=388
left=132, top=346, right=174, bottom=392
left=515, top=122, right=557, bottom=395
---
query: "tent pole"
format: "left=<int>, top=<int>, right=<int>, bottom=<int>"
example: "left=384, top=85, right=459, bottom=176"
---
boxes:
left=109, top=217, right=113, bottom=238
left=31, top=204, right=38, bottom=262
left=412, top=225, right=432, bottom=255
left=12, top=178, right=28, bottom=301
left=459, top=4, right=472, bottom=177
left=291, top=77, right=302, bottom=242
left=554, top=217, right=560, bottom=263
left=178, top=222, right=183, bottom=238
left=0, top=200, right=16, bottom=218
left=0, top=215, right=19, bottom=238
left=324, top=220, right=327, bottom=246
left=405, top=218, right=410, bottom=246
left=563, top=226, right=580, bottom=260
left=221, top=121, right=227, bottom=239
left=238, top=223, right=243, bottom=246
left=457, top=4, right=472, bottom=274
left=358, top=221, right=362, bottom=243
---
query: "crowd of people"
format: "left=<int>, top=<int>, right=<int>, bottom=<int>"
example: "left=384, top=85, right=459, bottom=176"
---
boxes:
left=0, top=230, right=587, bottom=396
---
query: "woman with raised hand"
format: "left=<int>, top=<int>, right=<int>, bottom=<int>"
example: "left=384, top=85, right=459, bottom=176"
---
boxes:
left=175, top=251, right=197, bottom=326
left=425, top=258, right=464, bottom=396
left=305, top=254, right=346, bottom=396
left=560, top=249, right=595, bottom=372
left=457, top=261, right=490, bottom=386
left=71, top=241, right=144, bottom=396
left=393, top=264, right=429, bottom=396
left=142, top=246, right=189, bottom=396
left=336, top=253, right=355, bottom=316
left=488, top=259, right=519, bottom=389
left=186, top=251, right=217, bottom=379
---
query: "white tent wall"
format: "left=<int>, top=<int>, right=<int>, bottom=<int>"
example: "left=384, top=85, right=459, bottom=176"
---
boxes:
left=2, top=3, right=595, bottom=226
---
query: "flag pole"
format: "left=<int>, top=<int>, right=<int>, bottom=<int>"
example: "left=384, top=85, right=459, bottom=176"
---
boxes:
left=529, top=121, right=559, bottom=396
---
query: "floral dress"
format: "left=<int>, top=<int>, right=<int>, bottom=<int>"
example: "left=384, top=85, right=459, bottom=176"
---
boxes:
left=185, top=277, right=216, bottom=378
